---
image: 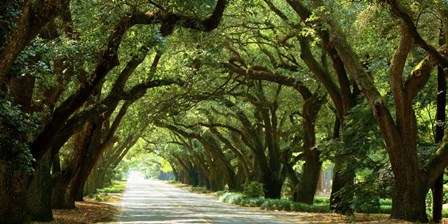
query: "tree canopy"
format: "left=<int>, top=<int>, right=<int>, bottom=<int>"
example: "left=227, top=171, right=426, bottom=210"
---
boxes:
left=1, top=0, right=448, bottom=223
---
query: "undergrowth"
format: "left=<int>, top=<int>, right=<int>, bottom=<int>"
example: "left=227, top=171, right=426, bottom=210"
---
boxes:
left=91, top=181, right=127, bottom=201
left=218, top=192, right=331, bottom=213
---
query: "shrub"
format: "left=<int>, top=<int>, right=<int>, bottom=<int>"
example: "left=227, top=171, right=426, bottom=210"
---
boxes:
left=220, top=192, right=244, bottom=204
left=97, top=181, right=126, bottom=193
left=243, top=181, right=264, bottom=198
left=95, top=194, right=105, bottom=201
left=190, top=186, right=209, bottom=193
left=241, top=198, right=265, bottom=207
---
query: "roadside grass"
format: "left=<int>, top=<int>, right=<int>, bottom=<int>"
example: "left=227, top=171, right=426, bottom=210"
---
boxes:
left=97, top=181, right=127, bottom=193
left=169, top=182, right=448, bottom=222
left=190, top=186, right=210, bottom=194
left=87, top=181, right=127, bottom=202
left=218, top=192, right=448, bottom=218
left=218, top=192, right=331, bottom=213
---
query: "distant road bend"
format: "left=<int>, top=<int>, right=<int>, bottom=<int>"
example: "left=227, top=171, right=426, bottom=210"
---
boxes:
left=107, top=173, right=298, bottom=224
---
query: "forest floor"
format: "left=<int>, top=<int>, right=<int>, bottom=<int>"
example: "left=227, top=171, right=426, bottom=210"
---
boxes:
left=31, top=194, right=121, bottom=224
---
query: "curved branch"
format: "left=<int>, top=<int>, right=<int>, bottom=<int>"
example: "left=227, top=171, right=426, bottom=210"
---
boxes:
left=30, top=0, right=228, bottom=161
left=385, top=0, right=448, bottom=70
left=406, top=44, right=448, bottom=100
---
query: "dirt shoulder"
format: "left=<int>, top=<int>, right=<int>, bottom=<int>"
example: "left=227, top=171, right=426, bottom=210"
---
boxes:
left=32, top=194, right=121, bottom=224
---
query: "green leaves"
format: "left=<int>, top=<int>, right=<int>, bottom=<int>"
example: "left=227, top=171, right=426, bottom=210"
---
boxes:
left=0, top=99, right=37, bottom=171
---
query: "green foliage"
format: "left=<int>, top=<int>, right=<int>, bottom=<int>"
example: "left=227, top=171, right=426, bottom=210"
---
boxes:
left=219, top=192, right=331, bottom=213
left=95, top=194, right=105, bottom=201
left=243, top=181, right=265, bottom=199
left=321, top=100, right=392, bottom=210
left=0, top=98, right=37, bottom=171
left=97, top=181, right=126, bottom=193
left=0, top=1, right=24, bottom=50
left=95, top=181, right=126, bottom=201
left=190, top=186, right=209, bottom=193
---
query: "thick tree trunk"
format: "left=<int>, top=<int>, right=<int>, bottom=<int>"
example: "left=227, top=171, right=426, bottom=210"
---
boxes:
left=297, top=151, right=322, bottom=204
left=197, top=167, right=207, bottom=187
left=0, top=161, right=31, bottom=223
left=205, top=156, right=220, bottom=191
left=264, top=175, right=283, bottom=199
left=391, top=169, right=427, bottom=222
left=84, top=162, right=99, bottom=196
left=51, top=172, right=74, bottom=209
left=96, top=166, right=107, bottom=189
left=26, top=152, right=53, bottom=221
left=297, top=93, right=324, bottom=204
left=203, top=136, right=237, bottom=191
left=330, top=159, right=355, bottom=214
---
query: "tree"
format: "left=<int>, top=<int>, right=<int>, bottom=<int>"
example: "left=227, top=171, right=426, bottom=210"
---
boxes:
left=315, top=0, right=448, bottom=221
left=0, top=0, right=228, bottom=222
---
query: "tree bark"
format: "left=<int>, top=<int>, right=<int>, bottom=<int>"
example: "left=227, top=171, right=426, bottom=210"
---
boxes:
left=432, top=27, right=447, bottom=223
left=328, top=18, right=429, bottom=222
left=0, top=161, right=31, bottom=223
left=26, top=151, right=53, bottom=221
left=297, top=151, right=322, bottom=204
left=51, top=172, right=73, bottom=209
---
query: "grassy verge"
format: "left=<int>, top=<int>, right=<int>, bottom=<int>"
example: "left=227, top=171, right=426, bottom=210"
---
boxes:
left=89, top=181, right=127, bottom=202
left=97, top=181, right=127, bottom=193
left=218, top=193, right=448, bottom=218
left=190, top=186, right=210, bottom=194
left=217, top=192, right=331, bottom=213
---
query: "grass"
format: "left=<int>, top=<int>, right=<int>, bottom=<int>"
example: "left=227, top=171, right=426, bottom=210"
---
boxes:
left=190, top=186, right=210, bottom=194
left=92, top=181, right=127, bottom=201
left=218, top=192, right=331, bottom=213
left=217, top=193, right=420, bottom=215
left=97, top=181, right=126, bottom=194
left=179, top=183, right=448, bottom=219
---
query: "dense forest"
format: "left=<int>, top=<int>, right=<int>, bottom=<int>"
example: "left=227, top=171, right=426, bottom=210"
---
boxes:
left=1, top=0, right=448, bottom=223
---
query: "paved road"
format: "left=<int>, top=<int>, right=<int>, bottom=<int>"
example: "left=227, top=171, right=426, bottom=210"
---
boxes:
left=111, top=173, right=298, bottom=224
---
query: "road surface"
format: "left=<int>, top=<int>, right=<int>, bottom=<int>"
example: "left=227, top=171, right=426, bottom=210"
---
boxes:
left=111, top=173, right=299, bottom=224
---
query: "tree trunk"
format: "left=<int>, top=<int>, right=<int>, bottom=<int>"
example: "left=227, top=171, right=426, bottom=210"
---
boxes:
left=316, top=171, right=324, bottom=194
left=297, top=92, right=324, bottom=204
left=51, top=172, right=74, bottom=209
left=391, top=168, right=427, bottom=222
left=432, top=40, right=446, bottom=223
left=0, top=161, right=31, bottom=223
left=432, top=175, right=443, bottom=223
left=205, top=151, right=220, bottom=191
left=297, top=151, right=322, bottom=204
left=263, top=174, right=283, bottom=199
left=84, top=162, right=98, bottom=197
left=96, top=166, right=107, bottom=189
left=330, top=158, right=355, bottom=214
left=26, top=151, right=53, bottom=221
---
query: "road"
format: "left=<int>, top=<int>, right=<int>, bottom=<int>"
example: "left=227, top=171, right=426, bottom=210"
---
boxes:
left=110, top=173, right=299, bottom=224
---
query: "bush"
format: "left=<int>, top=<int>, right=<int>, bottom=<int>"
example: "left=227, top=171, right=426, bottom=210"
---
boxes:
left=220, top=192, right=244, bottom=204
left=190, top=186, right=209, bottom=193
left=97, top=181, right=126, bottom=193
left=241, top=198, right=265, bottom=207
left=243, top=181, right=264, bottom=198
left=218, top=192, right=332, bottom=213
left=95, top=194, right=105, bottom=201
